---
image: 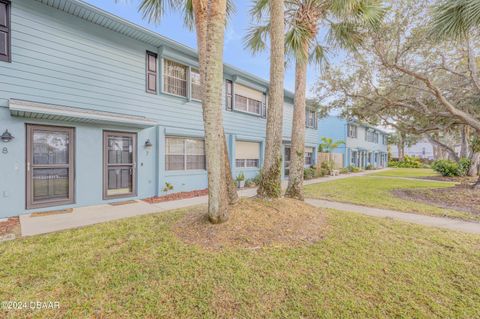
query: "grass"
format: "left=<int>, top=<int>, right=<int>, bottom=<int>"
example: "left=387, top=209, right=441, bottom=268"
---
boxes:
left=371, top=168, right=440, bottom=178
left=304, top=176, right=480, bottom=221
left=1, top=206, right=479, bottom=318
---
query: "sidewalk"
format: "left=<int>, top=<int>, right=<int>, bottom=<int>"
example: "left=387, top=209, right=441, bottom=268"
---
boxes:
left=306, top=199, right=480, bottom=234
left=20, top=169, right=385, bottom=237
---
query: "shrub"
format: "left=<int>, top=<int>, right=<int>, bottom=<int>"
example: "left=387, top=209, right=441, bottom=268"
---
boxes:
left=304, top=167, right=316, bottom=180
left=388, top=155, right=422, bottom=168
left=365, top=164, right=375, bottom=170
left=432, top=160, right=462, bottom=176
left=458, top=158, right=471, bottom=176
left=340, top=167, right=350, bottom=174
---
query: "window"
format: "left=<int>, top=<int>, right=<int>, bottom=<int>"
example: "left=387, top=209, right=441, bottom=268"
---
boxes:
left=305, top=147, right=314, bottom=165
left=166, top=137, right=206, bottom=171
left=163, top=59, right=188, bottom=97
left=306, top=110, right=317, bottom=128
left=235, top=141, right=260, bottom=168
left=146, top=51, right=157, bottom=94
left=226, top=80, right=233, bottom=111
left=347, top=124, right=357, bottom=138
left=366, top=130, right=376, bottom=143
left=191, top=68, right=202, bottom=100
left=234, top=83, right=265, bottom=116
left=374, top=132, right=379, bottom=144
left=0, top=0, right=11, bottom=62
left=383, top=135, right=388, bottom=145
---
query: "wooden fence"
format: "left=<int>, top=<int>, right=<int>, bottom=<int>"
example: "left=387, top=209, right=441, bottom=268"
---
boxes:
left=317, top=152, right=344, bottom=169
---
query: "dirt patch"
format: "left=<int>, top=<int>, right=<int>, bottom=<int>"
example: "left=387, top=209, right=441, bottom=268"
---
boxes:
left=392, top=186, right=480, bottom=216
left=143, top=189, right=208, bottom=204
left=173, top=198, right=327, bottom=250
left=0, top=217, right=21, bottom=241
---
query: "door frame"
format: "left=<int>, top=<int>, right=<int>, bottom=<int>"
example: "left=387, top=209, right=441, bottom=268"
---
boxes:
left=102, top=130, right=137, bottom=200
left=26, top=124, right=75, bottom=209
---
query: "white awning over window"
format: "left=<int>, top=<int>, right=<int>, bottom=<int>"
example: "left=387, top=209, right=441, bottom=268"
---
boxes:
left=236, top=141, right=260, bottom=159
left=234, top=84, right=264, bottom=101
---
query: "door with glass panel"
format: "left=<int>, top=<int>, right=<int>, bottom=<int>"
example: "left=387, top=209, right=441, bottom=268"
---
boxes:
left=103, top=131, right=137, bottom=199
left=284, top=146, right=291, bottom=177
left=26, top=125, right=75, bottom=209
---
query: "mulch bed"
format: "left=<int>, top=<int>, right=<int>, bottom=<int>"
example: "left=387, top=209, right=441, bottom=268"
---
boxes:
left=173, top=198, right=328, bottom=250
left=0, top=217, right=21, bottom=241
left=143, top=189, right=208, bottom=204
left=392, top=185, right=480, bottom=216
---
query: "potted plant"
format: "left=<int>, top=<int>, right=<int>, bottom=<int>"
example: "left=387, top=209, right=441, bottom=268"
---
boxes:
left=236, top=172, right=245, bottom=188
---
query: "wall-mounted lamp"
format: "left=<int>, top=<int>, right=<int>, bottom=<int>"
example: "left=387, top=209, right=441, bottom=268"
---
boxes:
left=144, top=139, right=153, bottom=150
left=1, top=130, right=14, bottom=143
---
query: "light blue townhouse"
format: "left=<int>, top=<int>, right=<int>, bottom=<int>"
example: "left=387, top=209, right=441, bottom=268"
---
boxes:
left=318, top=116, right=388, bottom=169
left=0, top=0, right=320, bottom=218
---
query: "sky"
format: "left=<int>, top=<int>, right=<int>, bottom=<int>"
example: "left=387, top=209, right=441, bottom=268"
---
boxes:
left=82, top=0, right=327, bottom=95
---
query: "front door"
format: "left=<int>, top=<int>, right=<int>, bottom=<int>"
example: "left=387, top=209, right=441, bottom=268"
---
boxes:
left=26, top=125, right=75, bottom=209
left=103, top=131, right=137, bottom=199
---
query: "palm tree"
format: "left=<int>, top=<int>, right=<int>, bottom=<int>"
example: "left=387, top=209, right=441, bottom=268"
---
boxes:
left=319, top=137, right=345, bottom=153
left=135, top=0, right=237, bottom=222
left=247, top=0, right=383, bottom=200
left=247, top=0, right=286, bottom=199
left=431, top=0, right=480, bottom=39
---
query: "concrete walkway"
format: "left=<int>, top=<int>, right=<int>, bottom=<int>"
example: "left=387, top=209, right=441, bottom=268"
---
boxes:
left=306, top=199, right=480, bottom=234
left=20, top=169, right=382, bottom=237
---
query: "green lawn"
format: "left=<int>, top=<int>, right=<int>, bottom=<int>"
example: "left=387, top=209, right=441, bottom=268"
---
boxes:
left=1, top=207, right=479, bottom=318
left=371, top=168, right=440, bottom=178
left=304, top=176, right=479, bottom=221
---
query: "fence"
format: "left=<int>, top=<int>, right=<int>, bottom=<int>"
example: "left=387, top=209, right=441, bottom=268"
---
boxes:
left=317, top=152, right=344, bottom=169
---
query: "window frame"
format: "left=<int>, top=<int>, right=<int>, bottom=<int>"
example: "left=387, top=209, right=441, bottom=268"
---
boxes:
left=235, top=141, right=261, bottom=168
left=305, top=110, right=317, bottom=129
left=165, top=136, right=206, bottom=171
left=347, top=124, right=357, bottom=138
left=162, top=58, right=189, bottom=98
left=0, top=0, right=11, bottom=63
left=225, top=80, right=233, bottom=111
left=190, top=67, right=202, bottom=101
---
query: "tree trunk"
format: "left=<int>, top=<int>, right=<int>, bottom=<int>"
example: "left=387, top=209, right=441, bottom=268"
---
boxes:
left=201, top=0, right=229, bottom=223
left=460, top=125, right=470, bottom=158
left=469, top=152, right=480, bottom=176
left=257, top=0, right=285, bottom=199
left=285, top=56, right=307, bottom=200
left=192, top=0, right=238, bottom=209
left=398, top=134, right=405, bottom=161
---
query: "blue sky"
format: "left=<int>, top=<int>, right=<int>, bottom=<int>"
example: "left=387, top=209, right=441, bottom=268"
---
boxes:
left=83, top=0, right=326, bottom=94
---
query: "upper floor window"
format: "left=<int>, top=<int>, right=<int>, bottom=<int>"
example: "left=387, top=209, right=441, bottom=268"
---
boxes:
left=306, top=110, right=317, bottom=129
left=0, top=0, right=11, bottom=63
left=234, top=83, right=265, bottom=116
left=166, top=137, right=206, bottom=171
left=146, top=51, right=157, bottom=94
left=191, top=68, right=201, bottom=101
left=383, top=135, right=388, bottom=145
left=163, top=59, right=188, bottom=97
left=374, top=132, right=379, bottom=144
left=347, top=124, right=357, bottom=138
left=235, top=141, right=260, bottom=168
left=365, top=129, right=376, bottom=143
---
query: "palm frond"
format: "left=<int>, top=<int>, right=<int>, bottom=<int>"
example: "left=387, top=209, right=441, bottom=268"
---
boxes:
left=250, top=0, right=270, bottom=21
left=431, top=0, right=470, bottom=39
left=327, top=21, right=363, bottom=51
left=244, top=24, right=270, bottom=54
left=137, top=0, right=182, bottom=23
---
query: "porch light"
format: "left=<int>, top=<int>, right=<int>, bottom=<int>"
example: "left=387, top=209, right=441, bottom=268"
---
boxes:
left=1, top=129, right=14, bottom=143
left=144, top=139, right=153, bottom=149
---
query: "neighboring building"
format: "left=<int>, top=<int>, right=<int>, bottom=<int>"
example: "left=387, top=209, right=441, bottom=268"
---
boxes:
left=0, top=0, right=320, bottom=218
left=318, top=116, right=388, bottom=168
left=390, top=138, right=435, bottom=160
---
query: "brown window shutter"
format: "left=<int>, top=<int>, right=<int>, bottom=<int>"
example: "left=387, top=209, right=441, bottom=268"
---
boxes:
left=0, top=0, right=11, bottom=62
left=146, top=51, right=157, bottom=94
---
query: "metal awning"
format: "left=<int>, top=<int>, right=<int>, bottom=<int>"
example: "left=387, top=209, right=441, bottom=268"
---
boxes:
left=9, top=99, right=157, bottom=128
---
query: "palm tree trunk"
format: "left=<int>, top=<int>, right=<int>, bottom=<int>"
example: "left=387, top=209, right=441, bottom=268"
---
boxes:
left=201, top=0, right=229, bottom=223
left=257, top=0, right=285, bottom=199
left=285, top=57, right=307, bottom=200
left=192, top=0, right=238, bottom=208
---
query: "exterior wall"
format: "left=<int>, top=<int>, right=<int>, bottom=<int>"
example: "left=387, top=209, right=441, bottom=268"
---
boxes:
left=0, top=0, right=320, bottom=218
left=318, top=116, right=388, bottom=168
